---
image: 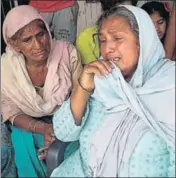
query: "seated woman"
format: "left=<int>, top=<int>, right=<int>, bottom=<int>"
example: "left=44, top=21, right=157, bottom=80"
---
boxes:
left=76, top=0, right=138, bottom=65
left=141, top=1, right=169, bottom=44
left=51, top=5, right=175, bottom=177
left=1, top=5, right=82, bottom=177
left=1, top=117, right=17, bottom=178
left=164, top=2, right=175, bottom=60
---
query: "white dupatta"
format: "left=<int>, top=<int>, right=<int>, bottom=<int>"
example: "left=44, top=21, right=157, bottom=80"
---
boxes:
left=89, top=5, right=175, bottom=177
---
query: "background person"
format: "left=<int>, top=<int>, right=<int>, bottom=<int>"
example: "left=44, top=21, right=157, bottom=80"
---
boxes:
left=29, top=0, right=79, bottom=44
left=141, top=1, right=169, bottom=44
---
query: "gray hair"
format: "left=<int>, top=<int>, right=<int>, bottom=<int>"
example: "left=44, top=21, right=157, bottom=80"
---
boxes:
left=97, top=6, right=139, bottom=41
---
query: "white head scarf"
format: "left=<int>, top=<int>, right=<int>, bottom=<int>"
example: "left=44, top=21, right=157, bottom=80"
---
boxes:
left=89, top=5, right=175, bottom=177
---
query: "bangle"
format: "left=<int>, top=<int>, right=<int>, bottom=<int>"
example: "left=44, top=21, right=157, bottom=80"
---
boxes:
left=28, top=119, right=37, bottom=132
left=33, top=120, right=45, bottom=133
left=78, top=78, right=94, bottom=95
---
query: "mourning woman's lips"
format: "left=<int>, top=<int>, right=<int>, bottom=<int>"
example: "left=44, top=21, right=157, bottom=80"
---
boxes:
left=112, top=57, right=120, bottom=61
left=35, top=50, right=45, bottom=55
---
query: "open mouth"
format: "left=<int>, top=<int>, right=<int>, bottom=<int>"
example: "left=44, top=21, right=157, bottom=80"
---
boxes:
left=108, top=58, right=120, bottom=61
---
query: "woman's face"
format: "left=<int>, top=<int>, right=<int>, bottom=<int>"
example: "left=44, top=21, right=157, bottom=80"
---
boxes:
left=15, top=20, right=50, bottom=63
left=99, top=16, right=139, bottom=80
left=150, top=11, right=167, bottom=40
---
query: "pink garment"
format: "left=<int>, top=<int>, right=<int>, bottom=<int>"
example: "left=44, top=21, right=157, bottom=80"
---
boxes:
left=1, top=5, right=72, bottom=118
left=3, top=5, right=50, bottom=45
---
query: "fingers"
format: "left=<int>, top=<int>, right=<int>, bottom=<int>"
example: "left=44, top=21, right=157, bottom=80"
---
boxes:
left=45, top=136, right=56, bottom=145
left=38, top=146, right=48, bottom=160
left=42, top=124, right=56, bottom=148
left=101, top=60, right=114, bottom=72
left=39, top=136, right=55, bottom=160
left=85, top=60, right=113, bottom=78
left=38, top=152, right=47, bottom=160
left=84, top=65, right=104, bottom=78
left=39, top=146, right=49, bottom=152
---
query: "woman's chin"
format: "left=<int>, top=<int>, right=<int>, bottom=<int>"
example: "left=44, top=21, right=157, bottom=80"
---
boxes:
left=158, top=34, right=164, bottom=40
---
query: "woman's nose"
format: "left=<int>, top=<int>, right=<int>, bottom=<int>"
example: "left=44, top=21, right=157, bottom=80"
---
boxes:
left=154, top=24, right=160, bottom=32
left=33, top=38, right=41, bottom=49
left=104, top=42, right=116, bottom=54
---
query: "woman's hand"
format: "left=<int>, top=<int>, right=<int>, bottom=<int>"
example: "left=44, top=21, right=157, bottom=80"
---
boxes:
left=42, top=123, right=56, bottom=147
left=79, top=60, right=113, bottom=92
left=38, top=123, right=55, bottom=160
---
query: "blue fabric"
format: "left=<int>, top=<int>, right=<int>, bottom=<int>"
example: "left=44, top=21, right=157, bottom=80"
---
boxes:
left=88, top=5, right=175, bottom=176
left=128, top=130, right=175, bottom=177
left=51, top=5, right=175, bottom=177
left=10, top=126, right=47, bottom=177
left=51, top=99, right=175, bottom=177
left=1, top=121, right=17, bottom=177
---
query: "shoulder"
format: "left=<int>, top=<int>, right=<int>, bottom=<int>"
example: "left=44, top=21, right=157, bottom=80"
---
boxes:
left=1, top=52, right=7, bottom=65
left=65, top=43, right=81, bottom=65
left=144, top=59, right=175, bottom=89
left=53, top=40, right=77, bottom=56
left=54, top=40, right=76, bottom=52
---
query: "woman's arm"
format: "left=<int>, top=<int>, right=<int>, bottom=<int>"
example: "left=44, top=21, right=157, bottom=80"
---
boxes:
left=70, top=81, right=91, bottom=125
left=1, top=93, right=55, bottom=146
left=164, top=2, right=175, bottom=60
left=53, top=60, right=113, bottom=141
left=53, top=98, right=90, bottom=142
left=12, top=114, right=48, bottom=135
left=52, top=45, right=87, bottom=142
left=70, top=60, right=113, bottom=125
left=69, top=44, right=91, bottom=124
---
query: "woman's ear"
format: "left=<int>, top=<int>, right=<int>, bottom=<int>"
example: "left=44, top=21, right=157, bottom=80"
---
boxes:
left=7, top=38, right=21, bottom=53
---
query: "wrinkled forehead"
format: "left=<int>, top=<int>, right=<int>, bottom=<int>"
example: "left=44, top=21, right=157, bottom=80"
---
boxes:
left=100, top=16, right=131, bottom=31
left=3, top=5, right=48, bottom=43
left=15, top=19, right=47, bottom=38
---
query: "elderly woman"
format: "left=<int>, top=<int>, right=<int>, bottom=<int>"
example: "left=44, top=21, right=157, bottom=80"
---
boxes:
left=51, top=5, right=175, bottom=177
left=1, top=5, right=82, bottom=177
left=76, top=0, right=138, bottom=65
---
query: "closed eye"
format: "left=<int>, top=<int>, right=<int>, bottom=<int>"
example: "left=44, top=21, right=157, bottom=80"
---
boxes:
left=99, top=38, right=106, bottom=43
left=114, top=37, right=123, bottom=40
left=22, top=37, right=31, bottom=43
left=157, top=19, right=165, bottom=24
left=37, top=32, right=45, bottom=37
